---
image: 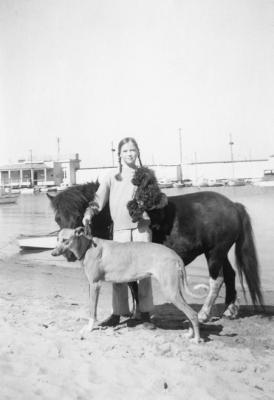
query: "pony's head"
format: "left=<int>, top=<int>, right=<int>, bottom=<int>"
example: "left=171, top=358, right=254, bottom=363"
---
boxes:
left=48, top=182, right=99, bottom=261
left=48, top=182, right=113, bottom=261
left=48, top=182, right=99, bottom=228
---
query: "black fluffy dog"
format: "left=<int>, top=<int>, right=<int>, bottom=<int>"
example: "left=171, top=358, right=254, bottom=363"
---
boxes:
left=127, top=166, right=168, bottom=223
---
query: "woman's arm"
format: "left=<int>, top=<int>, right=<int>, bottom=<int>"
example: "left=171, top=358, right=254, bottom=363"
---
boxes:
left=82, top=174, right=111, bottom=224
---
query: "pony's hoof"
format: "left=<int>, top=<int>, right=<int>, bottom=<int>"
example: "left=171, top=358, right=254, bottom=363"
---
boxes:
left=223, top=300, right=240, bottom=319
left=190, top=337, right=203, bottom=344
left=183, top=328, right=202, bottom=343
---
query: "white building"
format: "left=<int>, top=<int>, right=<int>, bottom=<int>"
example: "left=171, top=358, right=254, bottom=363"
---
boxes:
left=0, top=154, right=81, bottom=187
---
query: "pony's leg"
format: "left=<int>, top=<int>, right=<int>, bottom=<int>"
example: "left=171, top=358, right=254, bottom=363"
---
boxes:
left=222, top=257, right=240, bottom=319
left=198, top=252, right=224, bottom=323
left=198, top=273, right=224, bottom=322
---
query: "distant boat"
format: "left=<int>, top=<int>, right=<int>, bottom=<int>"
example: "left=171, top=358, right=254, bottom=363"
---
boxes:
left=182, top=179, right=193, bottom=187
left=20, top=186, right=40, bottom=194
left=41, top=183, right=70, bottom=192
left=0, top=187, right=19, bottom=204
left=158, top=179, right=173, bottom=189
left=39, top=186, right=60, bottom=193
left=172, top=179, right=193, bottom=188
left=0, top=194, right=19, bottom=204
left=46, top=186, right=58, bottom=192
left=173, top=182, right=184, bottom=188
left=205, top=179, right=225, bottom=187
left=11, top=188, right=20, bottom=194
left=39, top=186, right=50, bottom=192
left=18, top=232, right=58, bottom=250
left=56, top=183, right=70, bottom=191
left=227, top=179, right=246, bottom=187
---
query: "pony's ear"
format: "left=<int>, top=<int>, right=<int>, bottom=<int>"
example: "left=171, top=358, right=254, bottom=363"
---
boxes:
left=74, top=227, right=85, bottom=237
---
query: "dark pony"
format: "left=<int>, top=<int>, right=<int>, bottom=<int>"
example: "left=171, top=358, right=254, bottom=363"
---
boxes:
left=48, top=184, right=264, bottom=321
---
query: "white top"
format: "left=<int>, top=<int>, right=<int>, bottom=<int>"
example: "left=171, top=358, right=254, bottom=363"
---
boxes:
left=94, top=166, right=149, bottom=231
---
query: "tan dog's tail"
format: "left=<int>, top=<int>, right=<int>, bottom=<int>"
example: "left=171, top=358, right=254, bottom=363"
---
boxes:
left=178, top=259, right=209, bottom=299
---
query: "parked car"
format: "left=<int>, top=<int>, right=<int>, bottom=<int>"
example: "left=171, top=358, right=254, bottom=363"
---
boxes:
left=182, top=179, right=193, bottom=187
left=158, top=179, right=173, bottom=189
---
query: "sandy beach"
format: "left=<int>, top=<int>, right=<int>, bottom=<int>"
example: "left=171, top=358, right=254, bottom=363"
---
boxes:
left=0, top=249, right=274, bottom=400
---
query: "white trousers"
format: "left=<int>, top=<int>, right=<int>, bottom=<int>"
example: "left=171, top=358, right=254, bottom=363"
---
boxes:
left=112, top=226, right=154, bottom=315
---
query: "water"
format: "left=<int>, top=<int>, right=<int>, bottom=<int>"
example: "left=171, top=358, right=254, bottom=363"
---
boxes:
left=0, top=193, right=58, bottom=258
left=0, top=187, right=274, bottom=290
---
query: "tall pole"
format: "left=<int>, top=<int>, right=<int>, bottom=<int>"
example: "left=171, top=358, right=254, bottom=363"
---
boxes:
left=229, top=133, right=234, bottom=162
left=194, top=151, right=198, bottom=185
left=57, top=137, right=60, bottom=161
left=229, top=133, right=235, bottom=179
left=179, top=128, right=183, bottom=165
left=29, top=149, right=33, bottom=186
left=178, top=128, right=183, bottom=182
left=111, top=141, right=115, bottom=167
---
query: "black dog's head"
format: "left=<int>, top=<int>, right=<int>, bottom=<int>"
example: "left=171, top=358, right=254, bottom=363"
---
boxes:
left=132, top=167, right=158, bottom=188
left=128, top=166, right=166, bottom=223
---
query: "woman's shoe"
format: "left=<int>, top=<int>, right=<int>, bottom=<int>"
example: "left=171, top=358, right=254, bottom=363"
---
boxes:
left=99, top=314, right=120, bottom=327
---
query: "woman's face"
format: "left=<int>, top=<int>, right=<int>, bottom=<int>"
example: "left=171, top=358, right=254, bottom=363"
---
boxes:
left=120, top=141, right=138, bottom=166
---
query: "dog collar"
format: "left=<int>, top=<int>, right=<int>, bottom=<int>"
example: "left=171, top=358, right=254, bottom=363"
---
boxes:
left=78, top=238, right=97, bottom=260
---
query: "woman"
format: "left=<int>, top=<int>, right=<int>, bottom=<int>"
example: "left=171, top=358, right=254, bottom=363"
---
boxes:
left=82, top=137, right=155, bottom=329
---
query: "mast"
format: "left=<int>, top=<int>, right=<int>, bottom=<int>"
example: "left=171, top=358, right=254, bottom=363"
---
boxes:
left=57, top=137, right=61, bottom=161
left=229, top=133, right=235, bottom=179
left=29, top=149, right=33, bottom=187
left=111, top=141, right=115, bottom=167
left=178, top=128, right=183, bottom=182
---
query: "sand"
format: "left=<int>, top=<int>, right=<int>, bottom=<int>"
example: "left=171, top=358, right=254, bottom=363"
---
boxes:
left=0, top=251, right=274, bottom=400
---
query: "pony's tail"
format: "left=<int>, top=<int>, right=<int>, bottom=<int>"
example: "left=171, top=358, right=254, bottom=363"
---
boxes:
left=234, top=202, right=264, bottom=307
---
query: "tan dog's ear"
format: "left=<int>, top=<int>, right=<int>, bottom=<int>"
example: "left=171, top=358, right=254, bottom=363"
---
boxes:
left=74, top=227, right=85, bottom=237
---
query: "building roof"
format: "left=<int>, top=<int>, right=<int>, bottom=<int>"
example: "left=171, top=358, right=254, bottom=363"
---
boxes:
left=0, top=162, right=53, bottom=171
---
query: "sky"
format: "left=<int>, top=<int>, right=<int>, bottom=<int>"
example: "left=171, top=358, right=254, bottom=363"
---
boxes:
left=0, top=0, right=273, bottom=168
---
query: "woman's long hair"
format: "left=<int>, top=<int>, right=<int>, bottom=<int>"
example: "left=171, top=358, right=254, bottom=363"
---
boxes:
left=115, top=137, right=142, bottom=180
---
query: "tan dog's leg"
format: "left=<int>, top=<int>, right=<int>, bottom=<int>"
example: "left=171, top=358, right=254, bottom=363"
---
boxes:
left=172, top=293, right=201, bottom=343
left=80, top=282, right=100, bottom=339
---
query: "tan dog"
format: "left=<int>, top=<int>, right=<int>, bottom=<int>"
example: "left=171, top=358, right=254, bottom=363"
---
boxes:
left=52, top=227, right=207, bottom=342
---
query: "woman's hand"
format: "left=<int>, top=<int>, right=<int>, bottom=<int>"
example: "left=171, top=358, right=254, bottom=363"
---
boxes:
left=82, top=207, right=94, bottom=226
left=82, top=202, right=99, bottom=226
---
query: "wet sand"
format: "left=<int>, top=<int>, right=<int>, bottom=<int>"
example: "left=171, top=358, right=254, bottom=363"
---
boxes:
left=1, top=252, right=274, bottom=400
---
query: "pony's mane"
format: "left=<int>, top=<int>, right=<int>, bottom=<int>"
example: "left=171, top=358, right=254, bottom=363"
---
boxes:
left=50, top=182, right=99, bottom=218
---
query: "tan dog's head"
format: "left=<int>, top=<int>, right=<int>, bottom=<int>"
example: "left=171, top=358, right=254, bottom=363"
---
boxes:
left=51, top=227, right=91, bottom=260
